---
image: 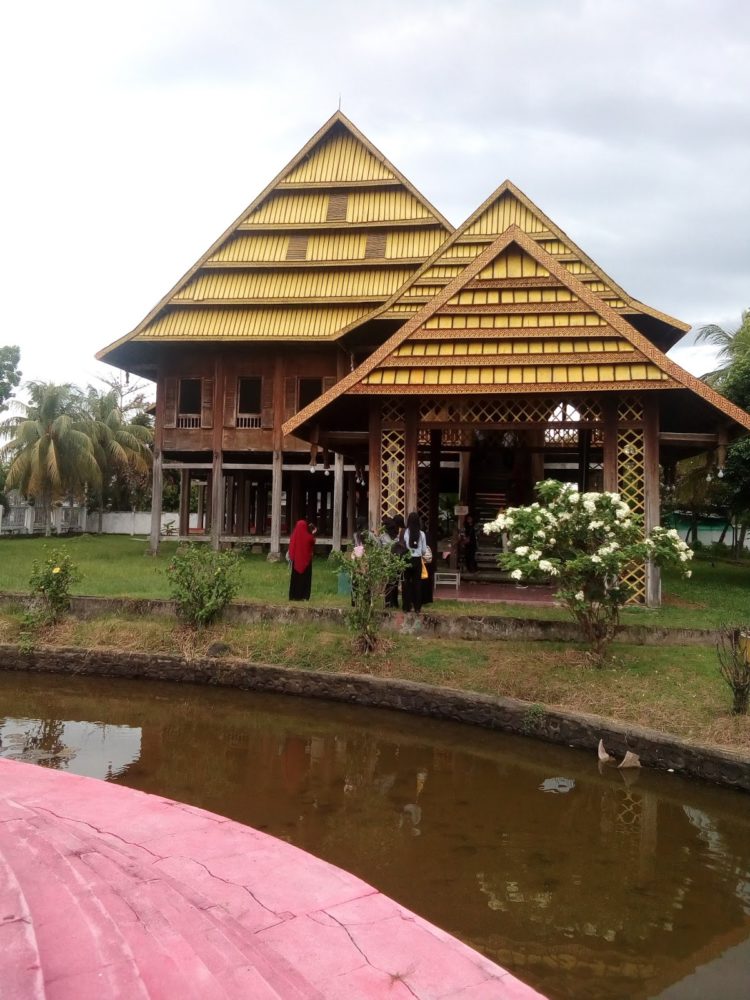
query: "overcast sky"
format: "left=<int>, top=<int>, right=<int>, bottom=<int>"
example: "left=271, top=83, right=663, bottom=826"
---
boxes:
left=1, top=0, right=748, bottom=397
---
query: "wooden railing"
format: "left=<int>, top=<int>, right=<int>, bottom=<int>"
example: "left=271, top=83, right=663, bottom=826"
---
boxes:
left=237, top=413, right=261, bottom=429
left=177, top=414, right=201, bottom=429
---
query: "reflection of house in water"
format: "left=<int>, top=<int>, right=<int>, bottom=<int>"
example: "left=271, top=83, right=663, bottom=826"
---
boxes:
left=4, top=672, right=749, bottom=1000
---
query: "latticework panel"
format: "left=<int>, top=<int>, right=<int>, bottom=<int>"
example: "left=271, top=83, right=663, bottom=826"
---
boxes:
left=380, top=428, right=405, bottom=522
left=418, top=396, right=602, bottom=426
left=544, top=427, right=579, bottom=447
left=618, top=425, right=646, bottom=603
left=618, top=396, right=644, bottom=424
left=381, top=400, right=405, bottom=428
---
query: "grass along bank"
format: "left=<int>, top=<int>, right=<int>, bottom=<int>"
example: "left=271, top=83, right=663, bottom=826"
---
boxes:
left=0, top=534, right=748, bottom=630
left=0, top=607, right=747, bottom=755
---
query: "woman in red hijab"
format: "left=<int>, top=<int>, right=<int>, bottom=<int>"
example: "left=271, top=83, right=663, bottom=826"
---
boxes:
left=288, top=519, right=317, bottom=601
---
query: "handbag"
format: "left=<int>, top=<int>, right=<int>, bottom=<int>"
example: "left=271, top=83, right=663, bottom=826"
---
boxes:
left=420, top=558, right=429, bottom=580
left=423, top=544, right=432, bottom=564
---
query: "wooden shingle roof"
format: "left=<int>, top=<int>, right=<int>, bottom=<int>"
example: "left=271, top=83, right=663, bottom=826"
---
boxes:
left=283, top=227, right=750, bottom=436
left=97, top=112, right=453, bottom=364
left=374, top=180, right=689, bottom=349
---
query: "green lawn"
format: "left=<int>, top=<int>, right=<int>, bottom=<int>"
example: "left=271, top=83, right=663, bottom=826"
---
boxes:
left=0, top=534, right=748, bottom=630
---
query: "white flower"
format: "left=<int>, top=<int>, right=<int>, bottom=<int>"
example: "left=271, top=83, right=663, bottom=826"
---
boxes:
left=528, top=551, right=541, bottom=562
left=590, top=554, right=602, bottom=563
left=535, top=530, right=546, bottom=540
left=510, top=568, right=523, bottom=581
left=685, top=570, right=692, bottom=578
left=589, top=520, right=602, bottom=530
left=514, top=545, right=529, bottom=556
left=583, top=500, right=596, bottom=514
left=575, top=590, right=585, bottom=601
left=548, top=538, right=556, bottom=546
left=538, top=560, right=553, bottom=572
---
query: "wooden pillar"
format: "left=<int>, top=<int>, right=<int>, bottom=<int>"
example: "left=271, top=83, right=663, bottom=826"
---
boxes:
left=577, top=428, right=591, bottom=493
left=346, top=471, right=356, bottom=539
left=149, top=449, right=163, bottom=555
left=196, top=482, right=205, bottom=533
left=209, top=355, right=224, bottom=551
left=269, top=451, right=283, bottom=560
left=368, top=400, right=381, bottom=532
left=179, top=470, right=190, bottom=537
left=529, top=429, right=545, bottom=486
left=643, top=395, right=661, bottom=607
left=404, top=399, right=419, bottom=515
left=332, top=453, right=344, bottom=551
left=458, top=451, right=471, bottom=506
left=209, top=451, right=223, bottom=550
left=290, top=471, right=302, bottom=528
left=602, top=397, right=619, bottom=492
left=429, top=430, right=441, bottom=549
left=268, top=352, right=285, bottom=561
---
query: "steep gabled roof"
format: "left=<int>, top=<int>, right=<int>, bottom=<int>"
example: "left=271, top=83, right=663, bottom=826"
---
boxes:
left=97, top=112, right=453, bottom=366
left=372, top=180, right=689, bottom=346
left=283, top=226, right=750, bottom=435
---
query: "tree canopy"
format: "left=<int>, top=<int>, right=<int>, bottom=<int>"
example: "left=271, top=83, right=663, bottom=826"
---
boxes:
left=0, top=346, right=21, bottom=411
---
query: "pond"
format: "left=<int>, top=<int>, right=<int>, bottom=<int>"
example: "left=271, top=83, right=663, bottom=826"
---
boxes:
left=1, top=670, right=748, bottom=1000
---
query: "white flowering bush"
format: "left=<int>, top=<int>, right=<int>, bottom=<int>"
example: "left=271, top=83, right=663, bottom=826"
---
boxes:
left=484, top=480, right=693, bottom=663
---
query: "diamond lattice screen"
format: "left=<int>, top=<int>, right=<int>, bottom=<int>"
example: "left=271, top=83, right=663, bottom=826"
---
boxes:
left=617, top=424, right=646, bottom=603
left=380, top=428, right=406, bottom=523
left=418, top=397, right=602, bottom=426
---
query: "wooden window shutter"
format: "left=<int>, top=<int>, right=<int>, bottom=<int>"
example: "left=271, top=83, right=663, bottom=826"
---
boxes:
left=163, top=377, right=178, bottom=429
left=365, top=232, right=387, bottom=259
left=223, top=374, right=237, bottom=428
left=260, top=376, right=274, bottom=429
left=286, top=235, right=308, bottom=261
left=322, top=376, right=336, bottom=394
left=283, top=376, right=298, bottom=420
left=326, top=192, right=348, bottom=222
left=201, top=378, right=214, bottom=429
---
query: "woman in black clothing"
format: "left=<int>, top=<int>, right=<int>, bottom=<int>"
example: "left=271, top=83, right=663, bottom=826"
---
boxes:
left=402, top=511, right=428, bottom=613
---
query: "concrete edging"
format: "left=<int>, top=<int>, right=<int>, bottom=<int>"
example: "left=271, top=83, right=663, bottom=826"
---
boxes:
left=0, top=592, right=719, bottom=646
left=0, top=642, right=747, bottom=793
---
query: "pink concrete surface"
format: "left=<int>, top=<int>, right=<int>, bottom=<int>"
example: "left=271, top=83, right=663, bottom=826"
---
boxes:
left=0, top=758, right=546, bottom=999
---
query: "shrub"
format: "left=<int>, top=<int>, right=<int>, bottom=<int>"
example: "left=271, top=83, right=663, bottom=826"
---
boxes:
left=28, top=548, right=80, bottom=623
left=715, top=626, right=750, bottom=715
left=167, top=544, right=240, bottom=628
left=330, top=536, right=409, bottom=653
left=484, top=480, right=693, bottom=663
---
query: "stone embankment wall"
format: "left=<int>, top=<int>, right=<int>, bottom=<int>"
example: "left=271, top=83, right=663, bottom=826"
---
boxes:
left=0, top=643, right=747, bottom=792
left=0, top=593, right=718, bottom=646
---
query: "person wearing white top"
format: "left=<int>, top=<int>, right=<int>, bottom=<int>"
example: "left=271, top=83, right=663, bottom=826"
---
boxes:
left=402, top=511, right=427, bottom=612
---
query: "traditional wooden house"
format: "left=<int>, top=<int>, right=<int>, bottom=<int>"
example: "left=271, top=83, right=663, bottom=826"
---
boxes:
left=98, top=111, right=750, bottom=605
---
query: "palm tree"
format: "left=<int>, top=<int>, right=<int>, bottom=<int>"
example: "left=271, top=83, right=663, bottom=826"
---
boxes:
left=696, top=308, right=750, bottom=385
left=85, top=388, right=153, bottom=532
left=0, top=382, right=101, bottom=535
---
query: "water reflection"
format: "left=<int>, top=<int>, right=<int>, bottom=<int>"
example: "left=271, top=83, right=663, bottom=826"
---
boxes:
left=0, top=671, right=748, bottom=1000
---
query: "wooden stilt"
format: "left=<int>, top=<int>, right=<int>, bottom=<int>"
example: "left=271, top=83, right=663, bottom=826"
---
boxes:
left=404, top=399, right=419, bottom=515
left=332, top=453, right=344, bottom=550
left=210, top=451, right=223, bottom=551
left=368, top=400, right=381, bottom=532
left=602, top=397, right=619, bottom=492
left=149, top=449, right=163, bottom=555
left=269, top=450, right=283, bottom=561
left=179, top=470, right=190, bottom=537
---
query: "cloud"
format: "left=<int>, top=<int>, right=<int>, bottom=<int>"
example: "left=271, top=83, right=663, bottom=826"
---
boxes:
left=1, top=0, right=748, bottom=386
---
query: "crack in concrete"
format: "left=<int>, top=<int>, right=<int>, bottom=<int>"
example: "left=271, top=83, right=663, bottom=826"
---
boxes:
left=30, top=805, right=165, bottom=860
left=325, top=910, right=419, bottom=998
left=187, top=857, right=281, bottom=918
